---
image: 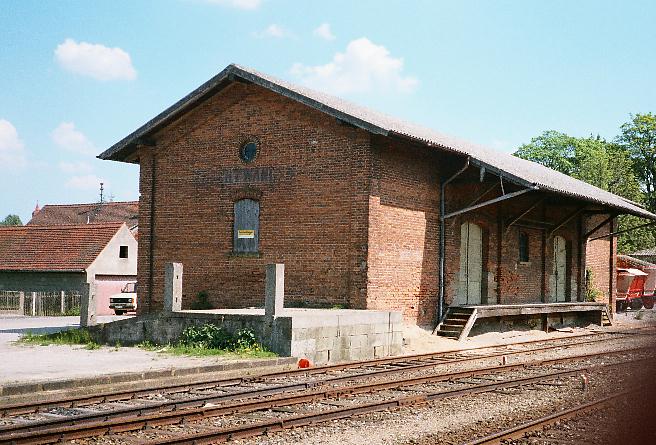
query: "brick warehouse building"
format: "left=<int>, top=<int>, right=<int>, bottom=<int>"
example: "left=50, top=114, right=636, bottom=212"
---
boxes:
left=99, top=64, right=656, bottom=328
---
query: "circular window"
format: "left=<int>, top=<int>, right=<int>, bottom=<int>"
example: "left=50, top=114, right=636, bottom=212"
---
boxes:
left=240, top=141, right=258, bottom=163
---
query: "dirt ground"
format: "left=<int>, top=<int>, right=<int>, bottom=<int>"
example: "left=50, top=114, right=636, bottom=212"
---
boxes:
left=0, top=315, right=278, bottom=385
left=402, top=307, right=656, bottom=355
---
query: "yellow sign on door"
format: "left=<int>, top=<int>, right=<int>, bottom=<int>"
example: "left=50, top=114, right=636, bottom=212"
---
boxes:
left=237, top=229, right=255, bottom=239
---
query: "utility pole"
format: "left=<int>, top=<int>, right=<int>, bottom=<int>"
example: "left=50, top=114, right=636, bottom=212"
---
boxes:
left=99, top=182, right=104, bottom=203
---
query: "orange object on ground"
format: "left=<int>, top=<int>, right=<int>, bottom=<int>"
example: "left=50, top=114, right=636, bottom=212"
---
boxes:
left=298, top=358, right=312, bottom=368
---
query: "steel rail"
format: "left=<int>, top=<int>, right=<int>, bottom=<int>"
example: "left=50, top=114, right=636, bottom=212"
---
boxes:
left=462, top=388, right=640, bottom=445
left=2, top=337, right=652, bottom=435
left=2, top=327, right=649, bottom=418
left=145, top=363, right=654, bottom=445
left=2, top=347, right=654, bottom=444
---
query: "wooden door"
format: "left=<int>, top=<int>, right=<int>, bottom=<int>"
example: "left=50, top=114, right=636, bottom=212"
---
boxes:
left=234, top=199, right=259, bottom=253
left=458, top=222, right=483, bottom=305
left=553, top=236, right=567, bottom=302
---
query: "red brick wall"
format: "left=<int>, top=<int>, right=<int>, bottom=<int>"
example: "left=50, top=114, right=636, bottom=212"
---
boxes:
left=442, top=178, right=500, bottom=305
left=585, top=215, right=616, bottom=314
left=442, top=189, right=582, bottom=307
left=366, top=136, right=440, bottom=326
left=133, top=81, right=597, bottom=324
left=136, top=83, right=371, bottom=312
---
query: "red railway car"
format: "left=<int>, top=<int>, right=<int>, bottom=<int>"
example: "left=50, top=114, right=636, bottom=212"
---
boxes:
left=616, top=255, right=656, bottom=311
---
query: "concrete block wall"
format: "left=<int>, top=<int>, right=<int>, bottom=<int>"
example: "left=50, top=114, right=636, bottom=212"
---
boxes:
left=96, top=312, right=291, bottom=354
left=95, top=309, right=402, bottom=365
left=288, top=310, right=402, bottom=364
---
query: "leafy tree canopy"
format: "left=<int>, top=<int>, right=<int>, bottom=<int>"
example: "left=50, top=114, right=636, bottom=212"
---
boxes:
left=617, top=113, right=656, bottom=213
left=514, top=129, right=653, bottom=254
left=515, top=131, right=640, bottom=201
left=1, top=214, right=23, bottom=226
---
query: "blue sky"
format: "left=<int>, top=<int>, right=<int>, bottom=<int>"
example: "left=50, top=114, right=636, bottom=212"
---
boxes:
left=1, top=0, right=655, bottom=223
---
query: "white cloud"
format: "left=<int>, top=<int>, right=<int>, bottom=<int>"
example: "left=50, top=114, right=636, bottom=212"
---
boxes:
left=290, top=38, right=418, bottom=95
left=65, top=174, right=108, bottom=191
left=0, top=119, right=26, bottom=169
left=204, top=0, right=261, bottom=9
left=51, top=122, right=96, bottom=155
left=54, top=38, right=137, bottom=81
left=58, top=161, right=93, bottom=174
left=313, top=23, right=335, bottom=41
left=254, top=24, right=292, bottom=39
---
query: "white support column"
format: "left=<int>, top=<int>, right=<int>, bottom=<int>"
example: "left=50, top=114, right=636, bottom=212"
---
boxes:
left=60, top=291, right=66, bottom=314
left=164, top=262, right=183, bottom=312
left=265, top=264, right=285, bottom=318
left=31, top=292, right=36, bottom=316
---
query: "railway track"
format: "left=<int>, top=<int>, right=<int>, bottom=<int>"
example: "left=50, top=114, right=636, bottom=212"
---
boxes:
left=1, top=329, right=654, bottom=445
left=463, top=388, right=640, bottom=445
left=1, top=327, right=650, bottom=419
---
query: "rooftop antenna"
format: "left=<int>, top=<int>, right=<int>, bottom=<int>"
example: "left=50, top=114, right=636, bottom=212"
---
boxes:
left=100, top=182, right=104, bottom=204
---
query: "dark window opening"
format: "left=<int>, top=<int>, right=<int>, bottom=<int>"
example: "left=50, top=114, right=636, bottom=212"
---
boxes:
left=519, top=232, right=529, bottom=262
left=119, top=245, right=129, bottom=258
left=234, top=199, right=259, bottom=253
left=240, top=141, right=258, bottom=163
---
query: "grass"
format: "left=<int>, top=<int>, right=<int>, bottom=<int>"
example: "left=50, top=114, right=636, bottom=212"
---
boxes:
left=19, top=325, right=277, bottom=359
left=137, top=341, right=276, bottom=358
left=20, top=328, right=100, bottom=349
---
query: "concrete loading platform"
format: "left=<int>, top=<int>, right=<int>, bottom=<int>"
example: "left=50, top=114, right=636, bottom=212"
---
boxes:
left=97, top=308, right=403, bottom=365
left=94, top=264, right=402, bottom=365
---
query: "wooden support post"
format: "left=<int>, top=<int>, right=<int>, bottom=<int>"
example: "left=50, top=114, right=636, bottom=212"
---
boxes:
left=577, top=214, right=586, bottom=302
left=608, top=218, right=616, bottom=317
left=496, top=206, right=503, bottom=304
left=541, top=203, right=547, bottom=302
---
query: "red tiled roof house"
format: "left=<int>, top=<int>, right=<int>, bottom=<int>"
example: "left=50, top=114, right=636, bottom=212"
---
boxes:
left=29, top=201, right=139, bottom=237
left=0, top=223, right=137, bottom=315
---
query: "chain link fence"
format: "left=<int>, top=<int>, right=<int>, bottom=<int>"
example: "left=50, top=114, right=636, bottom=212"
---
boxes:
left=0, top=290, right=81, bottom=316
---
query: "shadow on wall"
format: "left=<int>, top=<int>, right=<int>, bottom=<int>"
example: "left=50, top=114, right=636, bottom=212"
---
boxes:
left=372, top=139, right=444, bottom=326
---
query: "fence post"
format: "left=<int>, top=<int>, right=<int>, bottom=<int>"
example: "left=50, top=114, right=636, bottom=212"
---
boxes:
left=18, top=292, right=25, bottom=315
left=31, top=292, right=36, bottom=316
left=61, top=291, right=65, bottom=314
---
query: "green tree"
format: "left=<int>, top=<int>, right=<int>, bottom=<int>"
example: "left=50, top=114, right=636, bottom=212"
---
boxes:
left=514, top=131, right=651, bottom=253
left=515, top=131, right=640, bottom=200
left=0, top=214, right=23, bottom=226
left=515, top=131, right=577, bottom=175
left=617, top=113, right=656, bottom=213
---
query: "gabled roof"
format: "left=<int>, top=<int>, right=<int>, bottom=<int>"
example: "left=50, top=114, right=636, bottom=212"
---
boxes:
left=0, top=223, right=125, bottom=272
left=632, top=247, right=656, bottom=256
left=618, top=254, right=656, bottom=270
left=28, top=201, right=138, bottom=229
left=98, top=63, right=656, bottom=221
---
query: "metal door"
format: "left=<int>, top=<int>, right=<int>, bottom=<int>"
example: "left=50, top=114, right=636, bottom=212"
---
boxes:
left=553, top=236, right=567, bottom=302
left=458, top=222, right=483, bottom=305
